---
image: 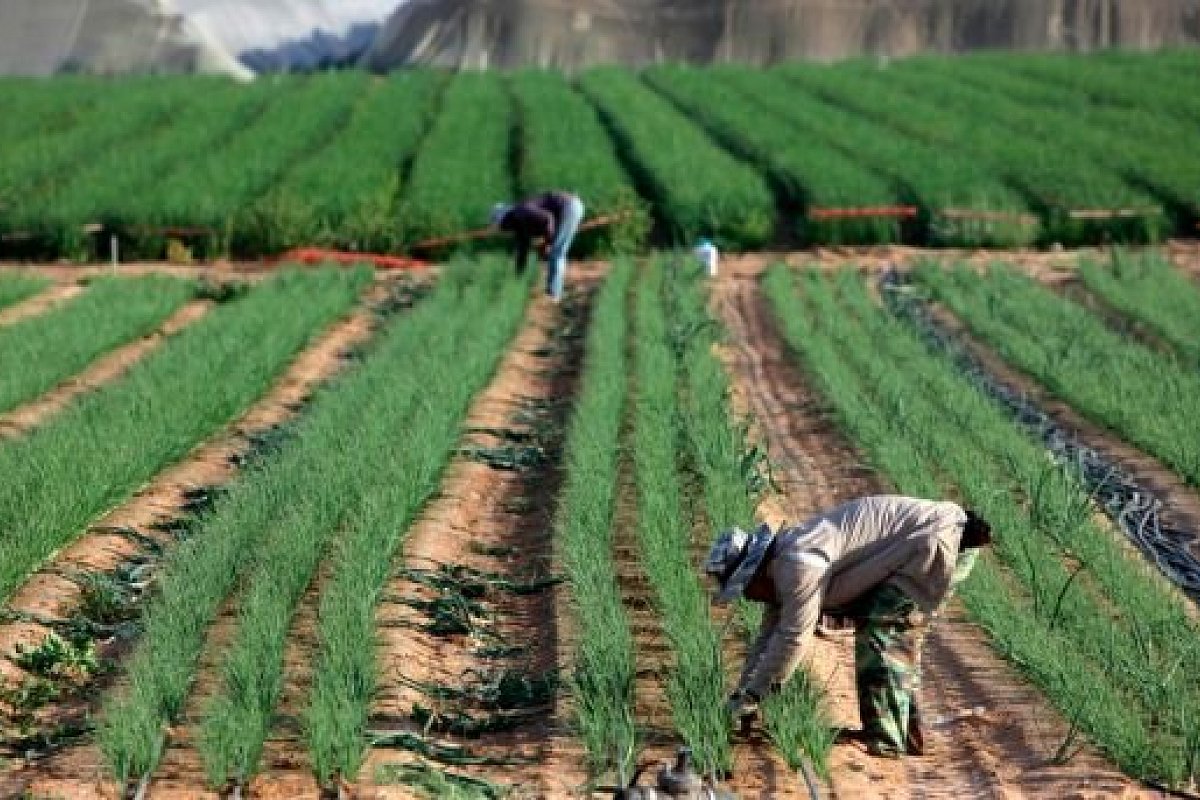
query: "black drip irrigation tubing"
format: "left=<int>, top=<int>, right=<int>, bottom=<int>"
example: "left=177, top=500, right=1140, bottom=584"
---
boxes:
left=880, top=270, right=1200, bottom=607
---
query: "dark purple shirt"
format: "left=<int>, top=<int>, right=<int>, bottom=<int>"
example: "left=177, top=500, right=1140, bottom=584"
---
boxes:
left=499, top=191, right=574, bottom=271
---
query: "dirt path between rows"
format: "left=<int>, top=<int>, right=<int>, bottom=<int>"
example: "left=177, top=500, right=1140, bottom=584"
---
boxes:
left=1, top=276, right=402, bottom=800
left=0, top=299, right=213, bottom=438
left=0, top=282, right=84, bottom=327
left=359, top=292, right=590, bottom=799
left=711, top=259, right=1157, bottom=799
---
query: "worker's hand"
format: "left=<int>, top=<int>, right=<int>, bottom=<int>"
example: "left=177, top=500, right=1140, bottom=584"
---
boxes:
left=726, top=689, right=760, bottom=725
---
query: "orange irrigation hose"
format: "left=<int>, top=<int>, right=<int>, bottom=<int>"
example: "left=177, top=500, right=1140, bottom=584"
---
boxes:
left=807, top=206, right=919, bottom=220
left=275, top=248, right=432, bottom=270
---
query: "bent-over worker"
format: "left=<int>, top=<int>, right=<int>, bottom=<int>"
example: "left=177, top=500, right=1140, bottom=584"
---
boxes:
left=704, top=495, right=992, bottom=757
left=491, top=190, right=585, bottom=302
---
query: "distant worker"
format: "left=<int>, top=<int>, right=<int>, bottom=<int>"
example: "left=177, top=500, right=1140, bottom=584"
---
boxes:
left=704, top=495, right=992, bottom=757
left=491, top=191, right=585, bottom=302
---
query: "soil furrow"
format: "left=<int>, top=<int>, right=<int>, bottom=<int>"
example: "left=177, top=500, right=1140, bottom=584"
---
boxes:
left=0, top=276, right=396, bottom=800
left=0, top=299, right=214, bottom=439
left=712, top=260, right=1155, bottom=799
left=362, top=294, right=589, bottom=800
left=0, top=282, right=83, bottom=327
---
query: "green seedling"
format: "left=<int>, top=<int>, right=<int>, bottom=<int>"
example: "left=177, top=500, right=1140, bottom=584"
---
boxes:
left=411, top=705, right=534, bottom=737
left=76, top=572, right=138, bottom=625
left=13, top=633, right=98, bottom=682
left=369, top=730, right=532, bottom=766
left=375, top=761, right=509, bottom=799
left=457, top=444, right=547, bottom=472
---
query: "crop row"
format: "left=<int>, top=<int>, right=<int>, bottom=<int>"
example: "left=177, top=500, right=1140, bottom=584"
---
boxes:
left=0, top=52, right=1197, bottom=258
left=663, top=257, right=832, bottom=772
left=262, top=72, right=445, bottom=253
left=397, top=72, right=515, bottom=247
left=509, top=70, right=649, bottom=253
left=764, top=265, right=1200, bottom=785
left=98, top=259, right=530, bottom=789
left=0, top=268, right=367, bottom=603
left=644, top=66, right=902, bottom=246
left=7, top=80, right=272, bottom=259
left=554, top=258, right=638, bottom=779
left=878, top=61, right=1198, bottom=232
left=577, top=68, right=775, bottom=249
left=1079, top=252, right=1200, bottom=365
left=0, top=271, right=48, bottom=310
left=632, top=260, right=731, bottom=773
left=916, top=263, right=1200, bottom=488
left=0, top=274, right=193, bottom=416
left=781, top=63, right=1164, bottom=245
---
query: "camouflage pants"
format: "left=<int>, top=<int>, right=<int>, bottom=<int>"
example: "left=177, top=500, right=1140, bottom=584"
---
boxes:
left=848, top=584, right=927, bottom=754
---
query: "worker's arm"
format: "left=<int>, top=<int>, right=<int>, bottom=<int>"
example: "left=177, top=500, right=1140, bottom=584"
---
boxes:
left=737, top=605, right=780, bottom=690
left=741, top=561, right=824, bottom=697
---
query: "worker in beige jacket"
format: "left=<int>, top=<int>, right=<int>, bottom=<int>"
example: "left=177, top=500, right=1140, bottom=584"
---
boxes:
left=704, top=495, right=992, bottom=757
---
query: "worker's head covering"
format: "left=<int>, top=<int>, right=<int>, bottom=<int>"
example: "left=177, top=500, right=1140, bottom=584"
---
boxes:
left=490, top=203, right=512, bottom=227
left=704, top=523, right=774, bottom=605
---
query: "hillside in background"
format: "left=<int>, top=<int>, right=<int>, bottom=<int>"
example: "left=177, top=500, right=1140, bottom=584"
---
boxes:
left=365, top=0, right=1200, bottom=70
left=0, top=0, right=1197, bottom=76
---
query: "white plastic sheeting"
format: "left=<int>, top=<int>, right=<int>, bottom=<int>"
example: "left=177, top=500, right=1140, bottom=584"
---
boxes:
left=178, top=0, right=397, bottom=71
left=0, top=0, right=252, bottom=77
left=0, top=0, right=400, bottom=77
left=362, top=0, right=1200, bottom=71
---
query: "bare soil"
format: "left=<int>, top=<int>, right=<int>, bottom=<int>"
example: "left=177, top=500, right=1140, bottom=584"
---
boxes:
left=711, top=257, right=1160, bottom=799
left=359, top=291, right=589, bottom=799
left=0, top=281, right=83, bottom=326
left=0, top=276, right=398, bottom=799
left=0, top=299, right=213, bottom=438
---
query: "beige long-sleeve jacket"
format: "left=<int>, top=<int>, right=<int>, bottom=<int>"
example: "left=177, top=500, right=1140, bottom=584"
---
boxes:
left=738, top=495, right=968, bottom=696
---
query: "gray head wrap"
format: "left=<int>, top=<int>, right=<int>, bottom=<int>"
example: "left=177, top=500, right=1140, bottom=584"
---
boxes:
left=703, top=523, right=774, bottom=605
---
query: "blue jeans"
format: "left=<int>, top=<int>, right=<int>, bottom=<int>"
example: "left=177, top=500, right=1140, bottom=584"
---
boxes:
left=546, top=196, right=584, bottom=300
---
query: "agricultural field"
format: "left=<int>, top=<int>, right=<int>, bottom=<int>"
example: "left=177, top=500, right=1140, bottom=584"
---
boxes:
left=4, top=46, right=1200, bottom=800
left=0, top=50, right=1198, bottom=262
left=2, top=242, right=1200, bottom=799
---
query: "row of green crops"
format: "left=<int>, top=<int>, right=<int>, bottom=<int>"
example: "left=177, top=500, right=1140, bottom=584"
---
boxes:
left=554, top=258, right=638, bottom=780
left=509, top=70, right=649, bottom=254
left=1079, top=252, right=1200, bottom=365
left=98, top=259, right=530, bottom=790
left=0, top=78, right=195, bottom=241
left=0, top=268, right=367, bottom=601
left=577, top=68, right=775, bottom=250
left=763, top=265, right=1200, bottom=786
left=1005, top=51, right=1200, bottom=128
left=0, top=274, right=193, bottom=416
left=397, top=73, right=515, bottom=247
left=779, top=64, right=1164, bottom=245
left=1, top=52, right=1198, bottom=259
left=917, top=263, right=1200, bottom=488
left=712, top=67, right=1038, bottom=248
left=261, top=72, right=445, bottom=254
left=6, top=81, right=273, bottom=259
left=0, top=271, right=48, bottom=310
left=0, top=77, right=102, bottom=147
left=878, top=61, right=1197, bottom=233
left=644, top=66, right=903, bottom=247
left=631, top=260, right=731, bottom=775
left=305, top=260, right=529, bottom=785
left=661, top=257, right=833, bottom=774
left=147, top=73, right=367, bottom=258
